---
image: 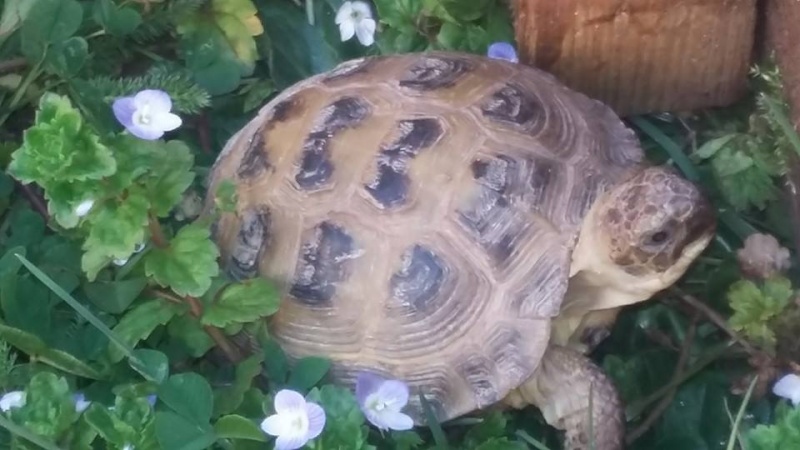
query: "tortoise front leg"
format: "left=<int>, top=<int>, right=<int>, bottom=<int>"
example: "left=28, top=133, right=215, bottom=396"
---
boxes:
left=504, top=345, right=625, bottom=450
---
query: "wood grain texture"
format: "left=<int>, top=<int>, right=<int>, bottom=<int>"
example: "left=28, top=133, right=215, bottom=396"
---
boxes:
left=763, top=0, right=800, bottom=258
left=511, top=0, right=758, bottom=116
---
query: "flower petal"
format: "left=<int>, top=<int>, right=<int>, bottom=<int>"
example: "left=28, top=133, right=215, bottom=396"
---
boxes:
left=128, top=124, right=165, bottom=141
left=376, top=379, right=409, bottom=408
left=487, top=42, right=518, bottom=63
left=350, top=0, right=373, bottom=19
left=355, top=18, right=376, bottom=46
left=355, top=372, right=385, bottom=406
left=773, top=373, right=800, bottom=405
left=0, top=391, right=25, bottom=412
left=335, top=1, right=353, bottom=24
left=275, top=433, right=309, bottom=450
left=112, top=97, right=137, bottom=128
left=380, top=410, right=415, bottom=431
left=134, top=89, right=173, bottom=113
left=152, top=111, right=183, bottom=132
left=260, top=413, right=289, bottom=437
left=305, top=402, right=326, bottom=440
left=273, top=389, right=307, bottom=414
left=339, top=20, right=355, bottom=42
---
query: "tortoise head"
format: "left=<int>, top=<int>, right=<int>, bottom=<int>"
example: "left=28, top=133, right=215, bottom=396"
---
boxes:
left=591, top=166, right=716, bottom=281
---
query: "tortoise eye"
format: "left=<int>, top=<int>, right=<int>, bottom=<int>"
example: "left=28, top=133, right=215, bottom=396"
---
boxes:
left=648, top=230, right=670, bottom=245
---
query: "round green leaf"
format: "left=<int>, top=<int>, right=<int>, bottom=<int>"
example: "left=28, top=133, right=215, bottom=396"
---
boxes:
left=157, top=372, right=214, bottom=425
left=129, top=349, right=170, bottom=383
left=214, top=414, right=267, bottom=442
left=21, top=0, right=83, bottom=44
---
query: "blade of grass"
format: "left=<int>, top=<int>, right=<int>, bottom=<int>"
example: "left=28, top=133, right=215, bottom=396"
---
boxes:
left=630, top=116, right=700, bottom=182
left=726, top=375, right=758, bottom=450
left=515, top=430, right=552, bottom=450
left=14, top=252, right=138, bottom=362
left=0, top=414, right=63, bottom=450
left=419, top=393, right=449, bottom=450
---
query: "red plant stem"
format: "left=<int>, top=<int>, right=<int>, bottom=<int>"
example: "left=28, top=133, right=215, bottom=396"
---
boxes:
left=147, top=218, right=243, bottom=363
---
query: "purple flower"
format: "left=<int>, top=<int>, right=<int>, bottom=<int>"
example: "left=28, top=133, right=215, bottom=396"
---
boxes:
left=112, top=89, right=182, bottom=140
left=260, top=389, right=326, bottom=450
left=355, top=372, right=414, bottom=431
left=487, top=42, right=519, bottom=63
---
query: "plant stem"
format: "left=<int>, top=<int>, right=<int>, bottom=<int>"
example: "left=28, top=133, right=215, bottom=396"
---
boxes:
left=0, top=58, right=43, bottom=127
left=147, top=214, right=168, bottom=248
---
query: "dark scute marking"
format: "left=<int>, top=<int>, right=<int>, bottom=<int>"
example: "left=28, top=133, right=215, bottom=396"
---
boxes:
left=290, top=222, right=358, bottom=305
left=398, top=56, right=472, bottom=91
left=295, top=137, right=334, bottom=190
left=364, top=118, right=443, bottom=209
left=458, top=155, right=527, bottom=267
left=481, top=83, right=543, bottom=128
left=390, top=245, right=446, bottom=311
left=237, top=128, right=270, bottom=179
left=565, top=171, right=605, bottom=226
left=365, top=164, right=408, bottom=209
left=456, top=355, right=500, bottom=407
left=272, top=98, right=300, bottom=123
left=382, top=118, right=444, bottom=158
left=295, top=97, right=371, bottom=190
left=228, top=208, right=271, bottom=281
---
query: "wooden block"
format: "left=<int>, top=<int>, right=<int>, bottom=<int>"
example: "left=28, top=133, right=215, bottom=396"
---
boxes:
left=511, top=0, right=758, bottom=116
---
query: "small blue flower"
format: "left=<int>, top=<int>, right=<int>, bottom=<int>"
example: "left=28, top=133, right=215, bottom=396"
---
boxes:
left=355, top=372, right=414, bottom=431
left=487, top=42, right=519, bottom=63
left=112, top=89, right=182, bottom=140
left=73, top=392, right=91, bottom=413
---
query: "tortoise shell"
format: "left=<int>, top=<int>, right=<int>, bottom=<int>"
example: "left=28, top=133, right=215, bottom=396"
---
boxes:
left=207, top=51, right=644, bottom=422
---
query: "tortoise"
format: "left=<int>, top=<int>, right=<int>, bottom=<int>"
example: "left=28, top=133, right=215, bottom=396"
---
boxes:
left=205, top=51, right=716, bottom=449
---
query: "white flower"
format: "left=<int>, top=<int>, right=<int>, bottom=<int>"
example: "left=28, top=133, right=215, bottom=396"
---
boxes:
left=75, top=199, right=95, bottom=217
left=122, top=444, right=134, bottom=450
left=335, top=1, right=376, bottom=46
left=773, top=373, right=800, bottom=406
left=355, top=372, right=414, bottom=431
left=74, top=393, right=91, bottom=413
left=260, top=389, right=326, bottom=450
left=112, top=89, right=182, bottom=140
left=0, top=391, right=25, bottom=412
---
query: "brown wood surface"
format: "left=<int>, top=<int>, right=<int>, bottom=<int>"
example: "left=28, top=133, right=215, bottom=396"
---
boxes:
left=511, top=0, right=758, bottom=116
left=763, top=0, right=800, bottom=257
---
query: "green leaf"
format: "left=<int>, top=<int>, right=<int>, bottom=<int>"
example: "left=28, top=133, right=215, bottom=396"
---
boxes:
left=439, top=0, right=494, bottom=22
left=6, top=93, right=116, bottom=229
left=746, top=402, right=800, bottom=449
left=43, top=36, right=88, bottom=78
left=262, top=338, right=289, bottom=385
left=144, top=223, right=220, bottom=297
left=143, top=140, right=196, bottom=217
left=0, top=322, right=103, bottom=379
left=158, top=372, right=214, bottom=425
left=12, top=372, right=78, bottom=440
left=213, top=414, right=267, bottom=442
left=154, top=411, right=217, bottom=450
left=167, top=314, right=215, bottom=357
left=108, top=299, right=183, bottom=362
left=201, top=278, right=280, bottom=328
left=0, top=0, right=39, bottom=48
left=213, top=354, right=264, bottom=416
left=20, top=0, right=83, bottom=49
left=83, top=277, right=149, bottom=315
left=287, top=356, right=331, bottom=391
left=728, top=276, right=793, bottom=349
left=82, top=187, right=151, bottom=280
left=83, top=404, right=127, bottom=446
left=305, top=385, right=369, bottom=449
left=93, top=0, right=142, bottom=36
left=258, top=0, right=340, bottom=88
left=129, top=349, right=170, bottom=383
